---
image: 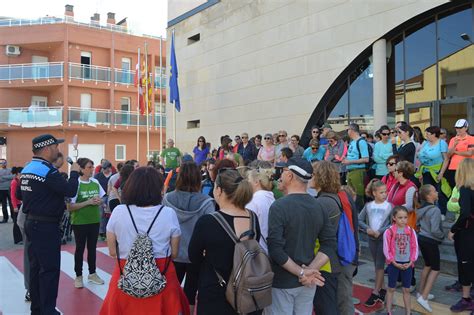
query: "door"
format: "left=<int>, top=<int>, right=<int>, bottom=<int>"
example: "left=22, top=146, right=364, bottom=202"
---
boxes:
left=31, top=96, right=48, bottom=107
left=32, top=56, right=48, bottom=79
left=121, top=58, right=131, bottom=84
left=81, top=52, right=92, bottom=79
left=405, top=102, right=433, bottom=132
left=439, top=98, right=474, bottom=137
left=120, top=97, right=130, bottom=125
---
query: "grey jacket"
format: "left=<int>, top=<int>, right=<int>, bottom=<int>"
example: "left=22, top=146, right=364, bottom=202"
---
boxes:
left=163, top=190, right=215, bottom=263
left=416, top=202, right=445, bottom=243
left=0, top=168, right=14, bottom=191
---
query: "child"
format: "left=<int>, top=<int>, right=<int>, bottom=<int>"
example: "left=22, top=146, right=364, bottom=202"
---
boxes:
left=359, top=179, right=393, bottom=307
left=416, top=184, right=445, bottom=312
left=383, top=206, right=419, bottom=315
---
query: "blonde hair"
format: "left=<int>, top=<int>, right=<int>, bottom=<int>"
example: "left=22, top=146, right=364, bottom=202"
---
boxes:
left=216, top=169, right=253, bottom=209
left=365, top=178, right=386, bottom=198
left=455, top=158, right=474, bottom=190
left=248, top=168, right=273, bottom=191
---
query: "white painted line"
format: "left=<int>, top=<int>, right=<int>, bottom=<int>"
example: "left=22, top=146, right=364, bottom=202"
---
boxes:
left=60, top=251, right=110, bottom=300
left=0, top=256, right=60, bottom=315
left=96, top=247, right=109, bottom=256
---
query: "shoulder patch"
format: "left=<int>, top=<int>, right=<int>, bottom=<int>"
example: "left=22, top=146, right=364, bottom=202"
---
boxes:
left=21, top=160, right=51, bottom=178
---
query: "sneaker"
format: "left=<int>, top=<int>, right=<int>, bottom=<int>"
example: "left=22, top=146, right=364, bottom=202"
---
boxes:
left=364, top=293, right=379, bottom=307
left=88, top=273, right=104, bottom=285
left=378, top=289, right=387, bottom=303
left=24, top=291, right=31, bottom=302
left=450, top=298, right=474, bottom=312
left=409, top=285, right=417, bottom=293
left=417, top=296, right=433, bottom=313
left=74, top=276, right=84, bottom=288
left=446, top=281, right=462, bottom=292
left=417, top=292, right=434, bottom=300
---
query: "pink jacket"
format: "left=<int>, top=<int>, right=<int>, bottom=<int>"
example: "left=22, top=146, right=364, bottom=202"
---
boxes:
left=383, top=224, right=418, bottom=267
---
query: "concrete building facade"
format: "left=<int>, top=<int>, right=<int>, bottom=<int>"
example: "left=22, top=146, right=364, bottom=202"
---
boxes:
left=0, top=5, right=167, bottom=168
left=167, top=0, right=473, bottom=152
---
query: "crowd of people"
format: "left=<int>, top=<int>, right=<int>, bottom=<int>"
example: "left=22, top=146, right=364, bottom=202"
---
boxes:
left=1, top=117, right=473, bottom=315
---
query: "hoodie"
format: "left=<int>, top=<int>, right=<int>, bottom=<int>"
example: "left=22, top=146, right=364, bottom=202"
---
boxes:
left=416, top=202, right=445, bottom=243
left=163, top=190, right=215, bottom=263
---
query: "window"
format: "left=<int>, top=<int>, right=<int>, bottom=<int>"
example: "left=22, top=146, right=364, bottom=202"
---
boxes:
left=188, top=33, right=200, bottom=45
left=187, top=119, right=200, bottom=129
left=31, top=96, right=48, bottom=107
left=120, top=97, right=130, bottom=112
left=80, top=94, right=92, bottom=109
left=115, top=145, right=126, bottom=161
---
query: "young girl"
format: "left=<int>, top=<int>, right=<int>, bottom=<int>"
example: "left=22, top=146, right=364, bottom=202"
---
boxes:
left=416, top=184, right=445, bottom=313
left=383, top=206, right=419, bottom=315
left=359, top=179, right=393, bottom=307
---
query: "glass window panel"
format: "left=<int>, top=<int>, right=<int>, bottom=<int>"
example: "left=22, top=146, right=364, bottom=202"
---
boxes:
left=327, top=81, right=349, bottom=133
left=404, top=19, right=437, bottom=104
left=437, top=6, right=474, bottom=100
left=349, top=60, right=374, bottom=132
left=407, top=106, right=432, bottom=131
left=440, top=102, right=468, bottom=135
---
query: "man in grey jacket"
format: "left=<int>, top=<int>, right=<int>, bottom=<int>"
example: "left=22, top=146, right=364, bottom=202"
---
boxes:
left=268, top=157, right=337, bottom=315
left=0, top=159, right=14, bottom=223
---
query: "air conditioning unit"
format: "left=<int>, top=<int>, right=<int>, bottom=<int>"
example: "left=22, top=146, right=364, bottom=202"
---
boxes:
left=5, top=45, right=21, bottom=56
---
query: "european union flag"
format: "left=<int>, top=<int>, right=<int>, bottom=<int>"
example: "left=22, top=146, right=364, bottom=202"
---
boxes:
left=169, top=31, right=181, bottom=112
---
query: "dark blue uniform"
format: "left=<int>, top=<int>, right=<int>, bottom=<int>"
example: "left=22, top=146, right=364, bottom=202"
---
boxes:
left=21, top=157, right=79, bottom=315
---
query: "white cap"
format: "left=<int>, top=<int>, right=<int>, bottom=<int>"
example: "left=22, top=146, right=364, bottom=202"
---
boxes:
left=454, top=119, right=469, bottom=128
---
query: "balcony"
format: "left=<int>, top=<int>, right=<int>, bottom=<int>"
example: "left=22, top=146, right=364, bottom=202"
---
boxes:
left=0, top=62, right=64, bottom=82
left=68, top=107, right=111, bottom=126
left=114, top=110, right=153, bottom=127
left=114, top=69, right=135, bottom=85
left=0, top=106, right=63, bottom=127
left=69, top=63, right=111, bottom=83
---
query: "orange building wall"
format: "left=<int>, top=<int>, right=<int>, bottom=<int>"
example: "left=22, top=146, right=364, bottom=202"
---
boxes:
left=68, top=87, right=109, bottom=109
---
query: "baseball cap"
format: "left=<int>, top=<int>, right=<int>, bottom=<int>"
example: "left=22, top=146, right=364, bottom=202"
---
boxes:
left=454, top=119, right=469, bottom=128
left=279, top=157, right=313, bottom=180
left=32, top=134, right=64, bottom=150
left=101, top=160, right=112, bottom=169
left=182, top=154, right=194, bottom=163
left=322, top=123, right=332, bottom=129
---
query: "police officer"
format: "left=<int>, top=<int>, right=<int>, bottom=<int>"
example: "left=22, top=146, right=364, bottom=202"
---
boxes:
left=20, top=134, right=80, bottom=315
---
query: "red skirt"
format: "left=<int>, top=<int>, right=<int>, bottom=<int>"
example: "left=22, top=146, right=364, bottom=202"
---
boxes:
left=100, top=258, right=190, bottom=315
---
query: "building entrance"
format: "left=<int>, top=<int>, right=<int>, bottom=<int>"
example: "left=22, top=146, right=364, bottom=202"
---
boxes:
left=405, top=97, right=474, bottom=136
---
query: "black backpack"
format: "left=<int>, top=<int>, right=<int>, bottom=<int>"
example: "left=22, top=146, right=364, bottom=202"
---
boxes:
left=356, top=138, right=374, bottom=170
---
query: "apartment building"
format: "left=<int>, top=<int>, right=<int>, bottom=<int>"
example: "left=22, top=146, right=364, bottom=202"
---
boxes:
left=0, top=5, right=167, bottom=168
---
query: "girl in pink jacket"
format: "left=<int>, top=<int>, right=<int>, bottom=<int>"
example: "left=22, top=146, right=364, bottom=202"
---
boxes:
left=383, top=206, right=419, bottom=315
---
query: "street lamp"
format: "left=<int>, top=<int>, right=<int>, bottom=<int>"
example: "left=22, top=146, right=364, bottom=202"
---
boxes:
left=460, top=33, right=474, bottom=44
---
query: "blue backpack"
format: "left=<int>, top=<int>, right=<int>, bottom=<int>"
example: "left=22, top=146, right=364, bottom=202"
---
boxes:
left=323, top=195, right=356, bottom=266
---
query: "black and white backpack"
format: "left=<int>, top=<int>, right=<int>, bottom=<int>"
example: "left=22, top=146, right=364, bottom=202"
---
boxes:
left=116, top=205, right=170, bottom=298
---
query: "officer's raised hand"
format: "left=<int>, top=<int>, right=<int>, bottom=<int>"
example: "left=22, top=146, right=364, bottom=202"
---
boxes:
left=70, top=162, right=80, bottom=173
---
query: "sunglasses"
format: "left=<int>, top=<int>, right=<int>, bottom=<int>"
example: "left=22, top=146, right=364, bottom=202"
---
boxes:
left=312, top=131, right=320, bottom=134
left=264, top=137, right=272, bottom=140
left=381, top=132, right=390, bottom=136
left=198, top=140, right=204, bottom=142
left=279, top=134, right=286, bottom=137
left=387, top=162, right=396, bottom=166
left=311, top=146, right=318, bottom=150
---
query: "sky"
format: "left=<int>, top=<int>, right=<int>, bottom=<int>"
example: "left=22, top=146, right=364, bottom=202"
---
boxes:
left=1, top=0, right=168, bottom=38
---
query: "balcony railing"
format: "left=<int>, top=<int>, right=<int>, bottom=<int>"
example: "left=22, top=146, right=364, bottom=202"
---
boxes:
left=154, top=76, right=167, bottom=88
left=114, top=69, right=135, bottom=85
left=154, top=114, right=167, bottom=127
left=0, top=62, right=64, bottom=81
left=0, top=16, right=163, bottom=39
left=69, top=63, right=111, bottom=82
left=68, top=107, right=111, bottom=126
left=0, top=106, right=63, bottom=127
left=114, top=110, right=153, bottom=127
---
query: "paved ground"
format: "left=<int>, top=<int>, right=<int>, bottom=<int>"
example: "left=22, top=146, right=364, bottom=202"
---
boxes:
left=0, top=214, right=469, bottom=314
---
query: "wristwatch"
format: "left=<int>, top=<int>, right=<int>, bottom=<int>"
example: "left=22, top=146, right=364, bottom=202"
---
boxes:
left=299, top=268, right=305, bottom=277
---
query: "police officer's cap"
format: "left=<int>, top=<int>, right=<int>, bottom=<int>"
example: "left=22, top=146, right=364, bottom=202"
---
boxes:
left=32, top=134, right=64, bottom=150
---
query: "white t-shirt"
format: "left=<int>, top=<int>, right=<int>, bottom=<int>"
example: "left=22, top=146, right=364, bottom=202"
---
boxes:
left=70, top=178, right=106, bottom=203
left=366, top=200, right=392, bottom=232
left=107, top=204, right=181, bottom=259
left=245, top=190, right=275, bottom=253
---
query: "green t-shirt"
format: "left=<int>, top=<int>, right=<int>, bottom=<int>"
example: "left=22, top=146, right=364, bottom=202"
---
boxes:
left=161, top=147, right=181, bottom=169
left=70, top=178, right=106, bottom=225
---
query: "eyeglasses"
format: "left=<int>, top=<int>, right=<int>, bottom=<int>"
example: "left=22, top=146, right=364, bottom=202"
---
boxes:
left=381, top=133, right=390, bottom=136
left=241, top=136, right=248, bottom=139
left=387, top=162, right=396, bottom=166
left=264, top=137, right=271, bottom=140
left=198, top=140, right=204, bottom=142
left=312, top=130, right=320, bottom=134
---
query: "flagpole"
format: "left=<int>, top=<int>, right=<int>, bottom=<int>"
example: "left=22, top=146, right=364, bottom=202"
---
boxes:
left=172, top=29, right=177, bottom=144
left=159, top=36, right=163, bottom=153
left=136, top=48, right=140, bottom=160
left=145, top=42, right=150, bottom=161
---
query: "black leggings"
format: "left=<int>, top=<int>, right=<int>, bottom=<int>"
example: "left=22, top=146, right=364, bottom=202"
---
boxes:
left=174, top=261, right=199, bottom=305
left=72, top=223, right=100, bottom=277
left=454, top=229, right=474, bottom=286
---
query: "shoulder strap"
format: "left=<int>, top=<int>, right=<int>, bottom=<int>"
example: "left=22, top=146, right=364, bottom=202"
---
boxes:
left=356, top=138, right=362, bottom=159
left=126, top=205, right=139, bottom=234
left=146, top=205, right=165, bottom=235
left=319, top=194, right=343, bottom=212
left=211, top=212, right=239, bottom=244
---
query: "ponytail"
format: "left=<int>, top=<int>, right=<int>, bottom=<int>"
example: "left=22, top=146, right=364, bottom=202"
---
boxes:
left=365, top=178, right=385, bottom=198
